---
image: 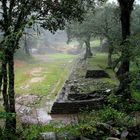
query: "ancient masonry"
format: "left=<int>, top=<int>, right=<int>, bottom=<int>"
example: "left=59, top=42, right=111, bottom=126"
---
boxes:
left=51, top=59, right=111, bottom=114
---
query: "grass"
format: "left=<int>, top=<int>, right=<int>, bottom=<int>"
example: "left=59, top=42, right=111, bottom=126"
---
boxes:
left=88, top=53, right=118, bottom=82
left=15, top=53, right=76, bottom=95
left=88, top=53, right=119, bottom=87
left=46, top=53, right=76, bottom=59
left=73, top=53, right=119, bottom=94
left=88, top=53, right=108, bottom=70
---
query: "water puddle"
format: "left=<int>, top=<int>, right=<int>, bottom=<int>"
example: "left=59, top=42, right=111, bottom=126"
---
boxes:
left=37, top=108, right=52, bottom=123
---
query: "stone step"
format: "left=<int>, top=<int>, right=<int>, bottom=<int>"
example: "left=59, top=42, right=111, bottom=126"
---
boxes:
left=51, top=98, right=106, bottom=114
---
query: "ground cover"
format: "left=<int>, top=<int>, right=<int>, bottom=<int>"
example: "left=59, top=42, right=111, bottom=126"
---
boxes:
left=15, top=53, right=76, bottom=95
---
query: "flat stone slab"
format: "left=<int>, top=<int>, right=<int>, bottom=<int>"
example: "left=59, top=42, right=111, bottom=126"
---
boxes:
left=68, top=90, right=110, bottom=101
left=51, top=97, right=106, bottom=114
left=85, top=70, right=110, bottom=78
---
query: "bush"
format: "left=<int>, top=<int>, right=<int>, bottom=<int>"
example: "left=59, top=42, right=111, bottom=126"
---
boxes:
left=76, top=107, right=135, bottom=139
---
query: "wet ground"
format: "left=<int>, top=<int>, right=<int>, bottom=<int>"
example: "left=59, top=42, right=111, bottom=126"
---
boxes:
left=16, top=94, right=52, bottom=124
left=14, top=54, right=77, bottom=124
left=15, top=93, right=79, bottom=124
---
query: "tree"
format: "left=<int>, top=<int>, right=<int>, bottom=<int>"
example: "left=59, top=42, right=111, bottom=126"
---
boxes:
left=131, top=5, right=140, bottom=34
left=92, top=4, right=121, bottom=67
left=67, top=3, right=121, bottom=61
left=66, top=1, right=108, bottom=59
left=0, top=0, right=85, bottom=138
left=117, top=0, right=135, bottom=99
left=67, top=19, right=93, bottom=59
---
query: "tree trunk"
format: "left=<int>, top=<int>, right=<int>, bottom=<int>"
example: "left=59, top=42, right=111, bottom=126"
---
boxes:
left=2, top=60, right=9, bottom=112
left=117, top=0, right=134, bottom=98
left=0, top=62, right=3, bottom=91
left=108, top=46, right=113, bottom=68
left=24, top=34, right=30, bottom=55
left=1, top=50, right=16, bottom=138
left=99, top=36, right=104, bottom=52
left=117, top=6, right=131, bottom=76
left=5, top=52, right=16, bottom=136
left=84, top=36, right=92, bottom=59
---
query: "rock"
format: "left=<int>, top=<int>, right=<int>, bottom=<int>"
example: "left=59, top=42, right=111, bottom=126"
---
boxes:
left=21, top=115, right=39, bottom=124
left=105, top=89, right=111, bottom=93
left=39, top=132, right=57, bottom=140
left=106, top=137, right=120, bottom=140
left=134, top=112, right=140, bottom=125
left=80, top=136, right=91, bottom=140
left=85, top=70, right=110, bottom=78
left=74, top=80, right=78, bottom=83
left=127, top=125, right=140, bottom=139
left=16, top=105, right=31, bottom=115
left=16, top=94, right=40, bottom=106
left=37, top=108, right=52, bottom=123
left=57, top=132, right=81, bottom=140
left=70, top=85, right=77, bottom=92
left=120, top=130, right=129, bottom=140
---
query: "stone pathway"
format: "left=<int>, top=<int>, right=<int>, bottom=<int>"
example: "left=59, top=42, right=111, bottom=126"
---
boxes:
left=16, top=94, right=53, bottom=124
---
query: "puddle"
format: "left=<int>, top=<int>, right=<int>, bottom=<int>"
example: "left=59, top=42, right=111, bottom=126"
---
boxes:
left=37, top=108, right=52, bottom=123
left=19, top=107, right=52, bottom=124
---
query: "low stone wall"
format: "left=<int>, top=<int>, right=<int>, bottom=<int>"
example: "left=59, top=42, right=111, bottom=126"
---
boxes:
left=85, top=70, right=110, bottom=78
left=51, top=98, right=106, bottom=114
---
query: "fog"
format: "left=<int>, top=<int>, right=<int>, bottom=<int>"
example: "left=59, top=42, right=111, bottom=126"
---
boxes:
left=24, top=29, right=79, bottom=55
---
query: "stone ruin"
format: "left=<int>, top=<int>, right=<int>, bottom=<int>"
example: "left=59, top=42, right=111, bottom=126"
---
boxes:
left=85, top=70, right=110, bottom=78
left=51, top=69, right=111, bottom=114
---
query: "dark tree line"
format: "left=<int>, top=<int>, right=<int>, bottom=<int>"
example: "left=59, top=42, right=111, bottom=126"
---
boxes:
left=67, top=0, right=137, bottom=100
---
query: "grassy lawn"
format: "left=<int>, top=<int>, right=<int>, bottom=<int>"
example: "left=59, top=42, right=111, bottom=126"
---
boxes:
left=15, top=53, right=76, bottom=95
left=46, top=53, right=76, bottom=59
left=88, top=53, right=108, bottom=70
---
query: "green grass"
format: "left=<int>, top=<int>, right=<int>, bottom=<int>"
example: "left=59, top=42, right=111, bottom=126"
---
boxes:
left=46, top=53, right=76, bottom=59
left=88, top=53, right=119, bottom=86
left=15, top=53, right=76, bottom=95
left=88, top=53, right=108, bottom=70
